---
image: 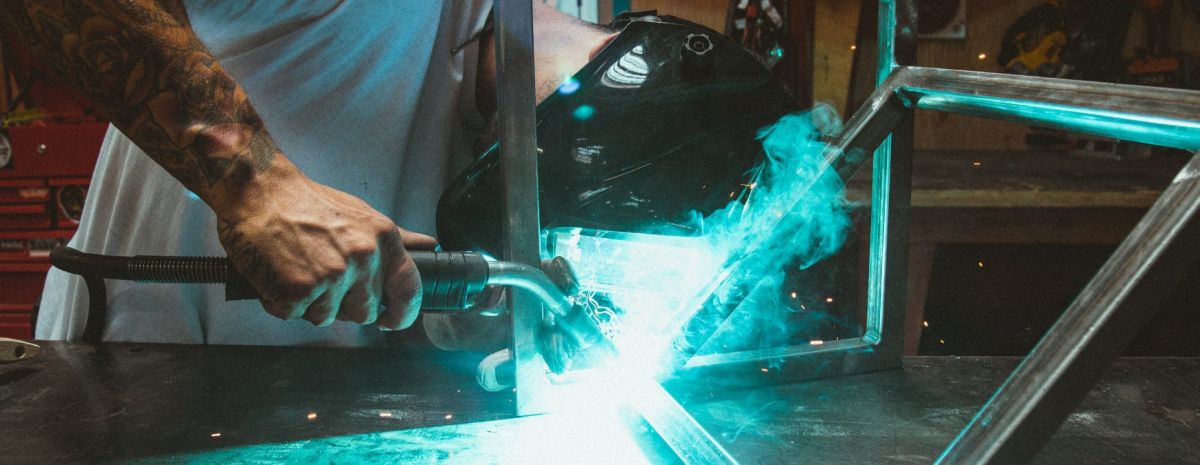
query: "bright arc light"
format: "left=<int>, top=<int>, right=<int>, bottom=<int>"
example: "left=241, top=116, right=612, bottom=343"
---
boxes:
left=558, top=77, right=581, bottom=95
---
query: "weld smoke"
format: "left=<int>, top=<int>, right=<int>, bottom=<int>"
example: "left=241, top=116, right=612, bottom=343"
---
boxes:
left=672, top=104, right=854, bottom=356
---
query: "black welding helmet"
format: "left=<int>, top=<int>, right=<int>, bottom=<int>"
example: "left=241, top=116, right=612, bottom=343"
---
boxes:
left=437, top=14, right=799, bottom=254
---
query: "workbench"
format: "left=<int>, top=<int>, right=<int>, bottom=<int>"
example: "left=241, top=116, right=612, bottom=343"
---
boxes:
left=847, top=149, right=1193, bottom=354
left=2, top=343, right=1196, bottom=464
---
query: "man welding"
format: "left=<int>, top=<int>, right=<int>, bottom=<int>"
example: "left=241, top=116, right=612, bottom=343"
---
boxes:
left=1, top=1, right=615, bottom=347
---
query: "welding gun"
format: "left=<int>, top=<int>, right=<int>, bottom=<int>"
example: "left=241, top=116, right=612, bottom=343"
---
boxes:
left=49, top=246, right=610, bottom=355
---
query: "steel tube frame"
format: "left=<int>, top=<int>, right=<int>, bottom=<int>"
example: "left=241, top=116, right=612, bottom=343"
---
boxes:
left=493, top=0, right=552, bottom=416
left=684, top=62, right=1200, bottom=457
left=501, top=0, right=1200, bottom=462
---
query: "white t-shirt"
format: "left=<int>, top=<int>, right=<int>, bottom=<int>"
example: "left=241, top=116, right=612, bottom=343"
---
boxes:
left=37, top=0, right=493, bottom=346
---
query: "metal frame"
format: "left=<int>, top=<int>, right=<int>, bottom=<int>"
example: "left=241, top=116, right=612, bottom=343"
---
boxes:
left=679, top=69, right=1200, bottom=385
left=681, top=53, right=1200, bottom=465
left=496, top=0, right=1200, bottom=462
left=673, top=0, right=1200, bottom=460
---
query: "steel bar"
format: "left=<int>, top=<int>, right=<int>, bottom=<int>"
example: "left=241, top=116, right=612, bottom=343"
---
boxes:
left=862, top=0, right=915, bottom=353
left=937, top=152, right=1200, bottom=464
left=896, top=67, right=1200, bottom=151
left=631, top=379, right=740, bottom=465
left=493, top=0, right=551, bottom=415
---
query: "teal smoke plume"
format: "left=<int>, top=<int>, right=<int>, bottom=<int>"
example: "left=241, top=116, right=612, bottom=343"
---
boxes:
left=546, top=105, right=853, bottom=375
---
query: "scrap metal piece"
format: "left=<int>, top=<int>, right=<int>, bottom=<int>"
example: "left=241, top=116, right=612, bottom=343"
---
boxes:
left=0, top=338, right=40, bottom=363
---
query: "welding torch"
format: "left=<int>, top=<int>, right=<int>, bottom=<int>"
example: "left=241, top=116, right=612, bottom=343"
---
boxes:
left=49, top=246, right=611, bottom=357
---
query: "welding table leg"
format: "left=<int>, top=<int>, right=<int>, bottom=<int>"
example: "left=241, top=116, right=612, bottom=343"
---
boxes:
left=936, top=152, right=1200, bottom=464
left=902, top=243, right=935, bottom=355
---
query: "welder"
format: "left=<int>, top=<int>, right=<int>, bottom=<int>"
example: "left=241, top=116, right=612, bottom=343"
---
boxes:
left=0, top=1, right=616, bottom=348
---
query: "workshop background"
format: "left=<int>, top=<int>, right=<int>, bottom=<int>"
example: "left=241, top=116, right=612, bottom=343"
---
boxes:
left=2, top=0, right=1198, bottom=355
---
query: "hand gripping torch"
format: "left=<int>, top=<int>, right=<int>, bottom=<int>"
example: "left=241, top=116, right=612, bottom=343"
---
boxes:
left=49, top=246, right=612, bottom=358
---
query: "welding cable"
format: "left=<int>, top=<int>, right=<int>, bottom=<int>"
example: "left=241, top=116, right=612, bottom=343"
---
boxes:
left=50, top=246, right=612, bottom=353
left=476, top=348, right=513, bottom=392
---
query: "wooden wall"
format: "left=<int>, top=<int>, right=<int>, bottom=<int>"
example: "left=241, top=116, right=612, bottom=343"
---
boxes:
left=1, top=46, right=7, bottom=110
left=812, top=1, right=860, bottom=114
left=631, top=0, right=860, bottom=113
left=629, top=0, right=729, bottom=31
left=913, top=0, right=1043, bottom=151
left=1125, top=0, right=1200, bottom=56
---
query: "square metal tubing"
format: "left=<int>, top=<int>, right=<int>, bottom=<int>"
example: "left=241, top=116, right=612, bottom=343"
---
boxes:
left=497, top=1, right=1200, bottom=463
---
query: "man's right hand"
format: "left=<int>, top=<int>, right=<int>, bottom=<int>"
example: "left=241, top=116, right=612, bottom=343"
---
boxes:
left=215, top=158, right=436, bottom=329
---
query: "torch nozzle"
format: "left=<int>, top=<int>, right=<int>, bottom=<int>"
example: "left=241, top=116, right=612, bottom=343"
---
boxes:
left=485, top=259, right=615, bottom=357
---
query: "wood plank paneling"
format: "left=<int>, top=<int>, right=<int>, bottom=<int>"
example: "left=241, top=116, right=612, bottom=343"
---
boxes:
left=812, top=0, right=860, bottom=115
left=913, top=0, right=1043, bottom=151
left=629, top=0, right=729, bottom=31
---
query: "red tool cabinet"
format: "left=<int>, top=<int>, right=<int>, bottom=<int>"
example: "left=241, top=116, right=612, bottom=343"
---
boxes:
left=2, top=28, right=109, bottom=339
left=0, top=122, right=106, bottom=339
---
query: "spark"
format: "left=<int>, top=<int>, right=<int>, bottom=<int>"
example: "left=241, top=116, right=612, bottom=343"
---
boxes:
left=210, top=432, right=222, bottom=438
left=977, top=260, right=984, bottom=268
left=760, top=367, right=769, bottom=372
left=444, top=414, right=454, bottom=420
left=939, top=339, right=946, bottom=344
left=923, top=320, right=929, bottom=327
left=850, top=44, right=857, bottom=50
left=810, top=340, right=824, bottom=346
left=379, top=412, right=393, bottom=418
left=825, top=296, right=834, bottom=304
left=972, top=161, right=982, bottom=167
left=790, top=291, right=798, bottom=299
left=306, top=412, right=318, bottom=420
left=978, top=52, right=987, bottom=60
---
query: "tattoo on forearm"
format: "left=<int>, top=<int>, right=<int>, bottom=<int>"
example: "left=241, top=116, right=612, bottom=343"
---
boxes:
left=216, top=219, right=278, bottom=299
left=0, top=0, right=279, bottom=196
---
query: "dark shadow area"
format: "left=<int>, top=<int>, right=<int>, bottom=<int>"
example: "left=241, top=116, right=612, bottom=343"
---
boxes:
left=1, top=343, right=513, bottom=464
left=0, top=366, right=40, bottom=386
left=921, top=243, right=1200, bottom=356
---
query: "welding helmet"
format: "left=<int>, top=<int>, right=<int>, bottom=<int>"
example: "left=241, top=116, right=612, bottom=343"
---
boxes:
left=437, top=14, right=799, bottom=254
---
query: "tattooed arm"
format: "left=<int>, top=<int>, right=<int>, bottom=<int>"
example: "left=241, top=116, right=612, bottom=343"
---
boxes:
left=1, top=0, right=433, bottom=329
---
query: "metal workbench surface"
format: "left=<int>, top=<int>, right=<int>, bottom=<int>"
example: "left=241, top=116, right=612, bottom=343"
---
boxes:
left=1, top=342, right=1196, bottom=464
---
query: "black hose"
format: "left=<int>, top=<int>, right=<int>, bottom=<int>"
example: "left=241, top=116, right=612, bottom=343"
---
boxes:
left=51, top=246, right=493, bottom=311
